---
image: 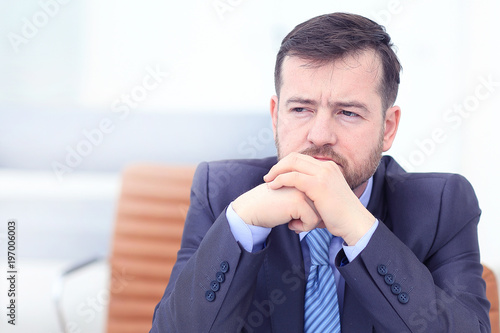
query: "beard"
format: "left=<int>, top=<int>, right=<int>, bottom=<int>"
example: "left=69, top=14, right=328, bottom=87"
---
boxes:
left=275, top=133, right=384, bottom=192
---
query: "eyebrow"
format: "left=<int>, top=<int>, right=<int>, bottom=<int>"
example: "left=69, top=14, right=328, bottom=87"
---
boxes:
left=285, top=97, right=370, bottom=113
left=331, top=101, right=370, bottom=113
left=285, top=97, right=317, bottom=107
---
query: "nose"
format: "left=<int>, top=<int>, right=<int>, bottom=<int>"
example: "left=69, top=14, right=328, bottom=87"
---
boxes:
left=306, top=111, right=337, bottom=147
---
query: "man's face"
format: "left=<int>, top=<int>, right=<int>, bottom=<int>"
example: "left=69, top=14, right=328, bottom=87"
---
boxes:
left=271, top=50, right=400, bottom=196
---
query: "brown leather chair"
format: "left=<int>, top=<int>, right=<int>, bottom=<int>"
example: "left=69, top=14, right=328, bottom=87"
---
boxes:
left=106, top=164, right=196, bottom=333
left=483, top=265, right=499, bottom=333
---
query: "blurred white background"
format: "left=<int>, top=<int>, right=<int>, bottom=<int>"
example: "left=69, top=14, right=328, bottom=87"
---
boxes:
left=0, top=0, right=499, bottom=332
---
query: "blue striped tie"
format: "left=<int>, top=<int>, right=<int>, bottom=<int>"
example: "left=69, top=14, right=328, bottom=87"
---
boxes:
left=304, top=228, right=341, bottom=333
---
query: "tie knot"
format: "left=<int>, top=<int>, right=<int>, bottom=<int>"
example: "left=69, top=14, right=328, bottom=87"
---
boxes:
left=306, top=228, right=333, bottom=266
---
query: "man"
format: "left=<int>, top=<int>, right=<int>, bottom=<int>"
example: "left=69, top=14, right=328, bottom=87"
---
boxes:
left=150, top=13, right=490, bottom=332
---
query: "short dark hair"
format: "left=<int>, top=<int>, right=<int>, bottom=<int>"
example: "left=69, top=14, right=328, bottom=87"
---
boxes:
left=274, top=12, right=401, bottom=110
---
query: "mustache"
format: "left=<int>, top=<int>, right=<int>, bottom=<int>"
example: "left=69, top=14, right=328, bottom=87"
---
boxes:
left=299, top=145, right=348, bottom=166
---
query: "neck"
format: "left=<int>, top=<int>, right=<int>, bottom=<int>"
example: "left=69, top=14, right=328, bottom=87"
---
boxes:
left=353, top=181, right=368, bottom=198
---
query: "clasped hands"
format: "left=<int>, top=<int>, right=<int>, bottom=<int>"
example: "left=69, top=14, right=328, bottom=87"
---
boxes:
left=232, top=152, right=375, bottom=246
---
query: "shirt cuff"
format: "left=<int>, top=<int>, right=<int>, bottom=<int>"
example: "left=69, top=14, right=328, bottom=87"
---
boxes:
left=342, top=219, right=379, bottom=262
left=226, top=202, right=272, bottom=253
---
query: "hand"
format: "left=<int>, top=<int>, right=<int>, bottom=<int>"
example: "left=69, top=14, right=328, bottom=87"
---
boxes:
left=232, top=183, right=322, bottom=231
left=264, top=152, right=375, bottom=245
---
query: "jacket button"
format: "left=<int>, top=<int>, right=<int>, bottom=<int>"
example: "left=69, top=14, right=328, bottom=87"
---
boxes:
left=210, top=280, right=220, bottom=292
left=377, top=264, right=388, bottom=276
left=216, top=271, right=225, bottom=283
left=391, top=283, right=401, bottom=295
left=384, top=273, right=395, bottom=285
left=398, top=292, right=409, bottom=304
left=205, top=290, right=216, bottom=302
left=220, top=261, right=229, bottom=273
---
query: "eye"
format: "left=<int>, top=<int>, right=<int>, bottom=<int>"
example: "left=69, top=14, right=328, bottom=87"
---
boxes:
left=292, top=107, right=307, bottom=113
left=341, top=110, right=359, bottom=117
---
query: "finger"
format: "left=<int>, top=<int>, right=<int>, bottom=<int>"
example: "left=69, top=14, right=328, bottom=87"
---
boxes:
left=288, top=219, right=306, bottom=233
left=288, top=198, right=322, bottom=231
left=265, top=153, right=318, bottom=181
left=288, top=218, right=323, bottom=233
left=267, top=171, right=311, bottom=190
left=264, top=153, right=322, bottom=182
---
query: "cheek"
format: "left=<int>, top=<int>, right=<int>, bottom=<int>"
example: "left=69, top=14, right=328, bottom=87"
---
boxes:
left=277, top=124, right=305, bottom=152
left=341, top=129, right=380, bottom=160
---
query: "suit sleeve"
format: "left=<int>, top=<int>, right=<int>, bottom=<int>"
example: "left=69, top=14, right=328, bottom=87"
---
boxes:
left=150, top=162, right=268, bottom=333
left=337, top=174, right=491, bottom=332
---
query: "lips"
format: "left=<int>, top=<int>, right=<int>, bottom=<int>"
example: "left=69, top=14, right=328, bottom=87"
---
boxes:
left=312, top=155, right=342, bottom=168
left=313, top=156, right=333, bottom=162
left=300, top=146, right=346, bottom=168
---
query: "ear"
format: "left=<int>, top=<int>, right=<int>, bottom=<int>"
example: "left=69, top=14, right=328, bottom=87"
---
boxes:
left=382, top=105, right=401, bottom=152
left=270, top=95, right=279, bottom=140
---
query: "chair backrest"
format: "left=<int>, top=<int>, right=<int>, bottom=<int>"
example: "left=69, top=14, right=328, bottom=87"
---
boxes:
left=483, top=265, right=499, bottom=333
left=106, top=164, right=196, bottom=333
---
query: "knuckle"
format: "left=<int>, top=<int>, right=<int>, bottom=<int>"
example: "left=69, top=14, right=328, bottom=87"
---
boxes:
left=325, top=160, right=338, bottom=173
left=319, top=166, right=329, bottom=177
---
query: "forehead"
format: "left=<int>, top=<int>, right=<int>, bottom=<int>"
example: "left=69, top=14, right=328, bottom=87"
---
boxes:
left=279, top=50, right=383, bottom=105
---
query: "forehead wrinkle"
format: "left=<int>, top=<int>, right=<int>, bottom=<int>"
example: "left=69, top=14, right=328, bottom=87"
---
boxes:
left=281, top=51, right=383, bottom=111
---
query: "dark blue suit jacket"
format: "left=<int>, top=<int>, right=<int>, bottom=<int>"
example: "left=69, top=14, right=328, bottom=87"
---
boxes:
left=150, top=156, right=490, bottom=332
